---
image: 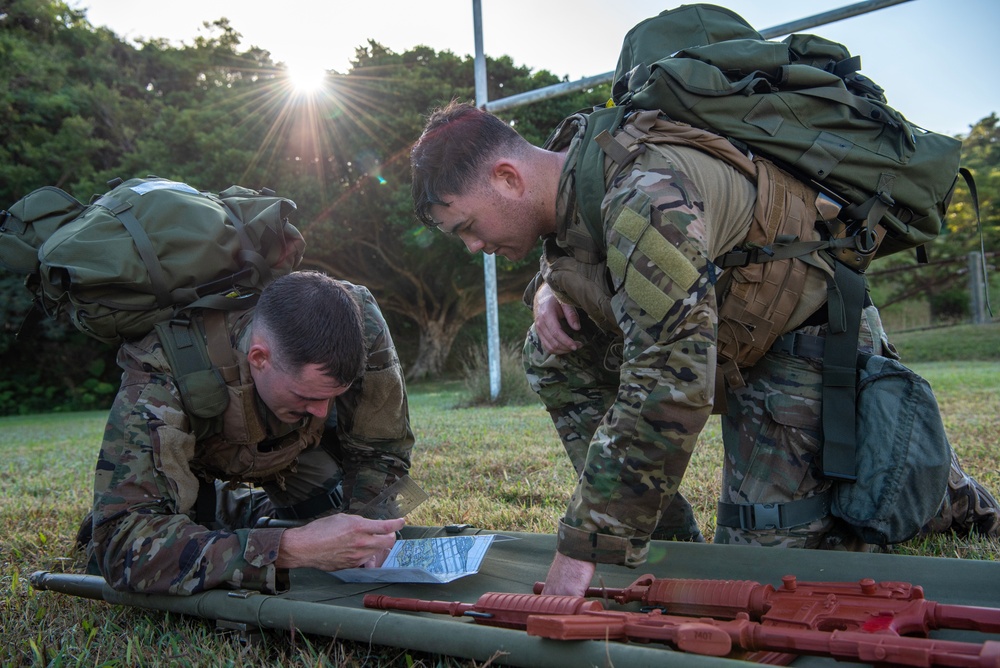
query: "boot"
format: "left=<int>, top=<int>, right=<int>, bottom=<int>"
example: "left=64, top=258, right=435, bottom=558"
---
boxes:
left=922, top=451, right=999, bottom=539
left=74, top=510, right=94, bottom=551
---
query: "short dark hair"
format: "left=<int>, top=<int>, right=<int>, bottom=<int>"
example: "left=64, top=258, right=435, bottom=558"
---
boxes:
left=254, top=271, right=365, bottom=386
left=410, top=100, right=526, bottom=227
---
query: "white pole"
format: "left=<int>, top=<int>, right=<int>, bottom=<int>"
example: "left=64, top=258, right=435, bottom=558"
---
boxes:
left=472, top=0, right=502, bottom=401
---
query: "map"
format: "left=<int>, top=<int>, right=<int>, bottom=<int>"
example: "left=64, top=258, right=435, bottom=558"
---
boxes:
left=330, top=535, right=497, bottom=583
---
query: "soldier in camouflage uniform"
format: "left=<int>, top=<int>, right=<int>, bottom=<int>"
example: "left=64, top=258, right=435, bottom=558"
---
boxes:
left=83, top=270, right=413, bottom=595
left=409, top=101, right=999, bottom=596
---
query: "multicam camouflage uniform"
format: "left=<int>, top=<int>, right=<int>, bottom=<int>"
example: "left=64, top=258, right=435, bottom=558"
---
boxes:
left=523, top=111, right=757, bottom=567
left=522, top=112, right=993, bottom=569
left=89, top=281, right=413, bottom=595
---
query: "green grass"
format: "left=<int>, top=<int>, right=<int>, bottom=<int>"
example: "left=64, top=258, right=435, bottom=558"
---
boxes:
left=889, top=320, right=1000, bottom=362
left=2, top=324, right=999, bottom=666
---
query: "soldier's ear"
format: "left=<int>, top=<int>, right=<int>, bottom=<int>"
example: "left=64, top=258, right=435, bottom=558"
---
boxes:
left=491, top=160, right=524, bottom=197
left=246, top=342, right=270, bottom=371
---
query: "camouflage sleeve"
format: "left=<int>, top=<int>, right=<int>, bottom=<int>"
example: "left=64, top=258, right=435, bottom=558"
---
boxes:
left=91, top=342, right=287, bottom=595
left=556, top=164, right=719, bottom=567
left=333, top=284, right=414, bottom=509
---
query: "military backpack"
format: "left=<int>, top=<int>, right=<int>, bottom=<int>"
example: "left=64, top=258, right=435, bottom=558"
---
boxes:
left=0, top=175, right=306, bottom=426
left=581, top=3, right=967, bottom=263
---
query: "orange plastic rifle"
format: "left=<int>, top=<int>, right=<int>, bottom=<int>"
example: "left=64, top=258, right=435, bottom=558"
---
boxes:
left=364, top=590, right=1000, bottom=667
left=535, top=574, right=1000, bottom=636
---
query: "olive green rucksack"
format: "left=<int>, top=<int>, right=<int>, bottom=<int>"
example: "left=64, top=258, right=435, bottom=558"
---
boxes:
left=584, top=3, right=966, bottom=264
left=0, top=175, right=305, bottom=344
left=0, top=176, right=306, bottom=431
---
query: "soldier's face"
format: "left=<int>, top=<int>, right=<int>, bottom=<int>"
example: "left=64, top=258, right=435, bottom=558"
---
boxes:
left=430, top=184, right=541, bottom=262
left=253, top=360, right=350, bottom=424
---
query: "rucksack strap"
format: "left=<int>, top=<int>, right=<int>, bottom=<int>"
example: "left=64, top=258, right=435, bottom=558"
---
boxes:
left=219, top=200, right=276, bottom=287
left=575, top=105, right=627, bottom=248
left=819, top=261, right=867, bottom=482
left=94, top=195, right=172, bottom=309
left=154, top=311, right=236, bottom=439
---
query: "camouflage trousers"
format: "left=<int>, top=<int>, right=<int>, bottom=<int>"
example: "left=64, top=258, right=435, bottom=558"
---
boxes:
left=523, top=317, right=705, bottom=542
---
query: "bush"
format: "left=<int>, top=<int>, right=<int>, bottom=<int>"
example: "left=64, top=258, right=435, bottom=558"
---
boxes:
left=458, top=342, right=539, bottom=407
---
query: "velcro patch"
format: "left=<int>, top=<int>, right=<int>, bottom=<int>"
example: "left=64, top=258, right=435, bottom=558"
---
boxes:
left=610, top=204, right=702, bottom=321
left=637, top=228, right=701, bottom=291
left=625, top=268, right=675, bottom=321
left=613, top=206, right=648, bottom=242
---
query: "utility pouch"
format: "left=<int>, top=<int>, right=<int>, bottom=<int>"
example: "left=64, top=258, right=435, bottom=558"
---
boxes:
left=830, top=354, right=951, bottom=545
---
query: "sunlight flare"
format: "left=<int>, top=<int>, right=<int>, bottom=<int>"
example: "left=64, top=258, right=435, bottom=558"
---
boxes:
left=287, top=61, right=328, bottom=93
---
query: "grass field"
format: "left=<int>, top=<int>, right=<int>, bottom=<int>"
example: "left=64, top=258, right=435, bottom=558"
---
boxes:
left=2, top=323, right=998, bottom=666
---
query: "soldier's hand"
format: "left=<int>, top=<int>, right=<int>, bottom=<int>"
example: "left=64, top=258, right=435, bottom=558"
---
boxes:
left=539, top=551, right=597, bottom=597
left=534, top=283, right=581, bottom=354
left=275, top=514, right=404, bottom=571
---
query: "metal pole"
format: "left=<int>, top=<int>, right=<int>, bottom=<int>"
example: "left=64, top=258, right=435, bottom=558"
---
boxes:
left=485, top=0, right=913, bottom=114
left=473, top=0, right=502, bottom=401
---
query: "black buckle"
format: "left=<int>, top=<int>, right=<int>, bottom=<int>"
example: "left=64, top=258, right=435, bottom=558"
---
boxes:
left=719, top=246, right=775, bottom=269
left=739, top=503, right=782, bottom=530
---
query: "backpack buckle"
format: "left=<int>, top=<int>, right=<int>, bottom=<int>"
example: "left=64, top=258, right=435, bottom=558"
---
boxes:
left=717, top=246, right=775, bottom=269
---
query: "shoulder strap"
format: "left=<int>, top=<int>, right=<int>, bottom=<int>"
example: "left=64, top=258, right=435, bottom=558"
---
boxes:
left=154, top=309, right=240, bottom=440
left=574, top=105, right=627, bottom=248
left=93, top=195, right=172, bottom=310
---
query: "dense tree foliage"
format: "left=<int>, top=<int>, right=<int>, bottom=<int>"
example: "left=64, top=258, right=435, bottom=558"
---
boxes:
left=0, top=0, right=606, bottom=412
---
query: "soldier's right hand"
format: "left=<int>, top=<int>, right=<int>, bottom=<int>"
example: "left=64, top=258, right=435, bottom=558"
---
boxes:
left=275, top=514, right=404, bottom=571
left=533, top=283, right=581, bottom=355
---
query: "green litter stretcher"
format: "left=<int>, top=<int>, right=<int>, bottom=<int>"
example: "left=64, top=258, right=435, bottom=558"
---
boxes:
left=31, top=525, right=1000, bottom=667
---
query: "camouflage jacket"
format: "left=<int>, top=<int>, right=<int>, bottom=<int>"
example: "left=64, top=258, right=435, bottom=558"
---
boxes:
left=90, top=281, right=413, bottom=595
left=542, top=113, right=756, bottom=565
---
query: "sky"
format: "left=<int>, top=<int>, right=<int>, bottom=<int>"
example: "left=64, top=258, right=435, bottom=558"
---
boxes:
left=66, top=0, right=999, bottom=137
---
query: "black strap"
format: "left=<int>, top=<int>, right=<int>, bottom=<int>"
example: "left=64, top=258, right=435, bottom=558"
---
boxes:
left=819, top=262, right=866, bottom=482
left=771, top=331, right=826, bottom=359
left=195, top=477, right=219, bottom=529
left=717, top=494, right=831, bottom=531
left=274, top=482, right=344, bottom=520
left=960, top=166, right=993, bottom=318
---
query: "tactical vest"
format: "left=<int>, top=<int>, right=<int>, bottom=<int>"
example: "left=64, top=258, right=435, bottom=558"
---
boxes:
left=539, top=110, right=831, bottom=380
left=157, top=309, right=325, bottom=486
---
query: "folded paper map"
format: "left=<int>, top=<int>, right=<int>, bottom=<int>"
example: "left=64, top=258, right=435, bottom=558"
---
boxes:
left=331, top=535, right=497, bottom=583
